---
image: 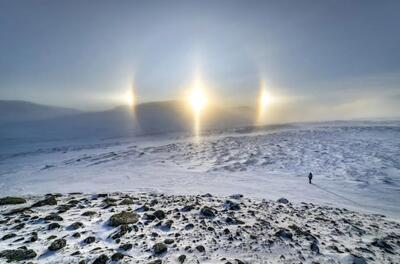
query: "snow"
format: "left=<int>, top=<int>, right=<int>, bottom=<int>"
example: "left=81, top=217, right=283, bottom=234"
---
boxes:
left=0, top=121, right=399, bottom=219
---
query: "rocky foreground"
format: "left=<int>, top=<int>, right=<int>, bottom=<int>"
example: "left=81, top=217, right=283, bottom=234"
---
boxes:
left=0, top=193, right=399, bottom=264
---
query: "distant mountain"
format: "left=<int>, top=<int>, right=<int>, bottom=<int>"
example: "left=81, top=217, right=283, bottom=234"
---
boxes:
left=0, top=100, right=81, bottom=123
left=0, top=100, right=255, bottom=144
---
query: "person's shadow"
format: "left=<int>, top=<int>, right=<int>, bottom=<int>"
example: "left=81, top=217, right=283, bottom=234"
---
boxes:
left=312, top=183, right=364, bottom=207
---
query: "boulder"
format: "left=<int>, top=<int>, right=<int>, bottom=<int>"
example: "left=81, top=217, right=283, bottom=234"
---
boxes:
left=109, top=211, right=139, bottom=227
left=0, top=196, right=26, bottom=205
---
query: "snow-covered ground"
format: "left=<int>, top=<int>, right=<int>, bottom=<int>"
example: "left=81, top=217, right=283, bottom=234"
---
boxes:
left=0, top=121, right=399, bottom=219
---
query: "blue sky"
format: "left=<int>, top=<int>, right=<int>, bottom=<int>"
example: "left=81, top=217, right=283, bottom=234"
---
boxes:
left=0, top=0, right=399, bottom=120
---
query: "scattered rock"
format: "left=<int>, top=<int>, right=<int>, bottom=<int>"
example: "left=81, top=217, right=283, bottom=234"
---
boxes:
left=0, top=249, right=37, bottom=261
left=93, top=254, right=109, bottom=264
left=153, top=210, right=166, bottom=220
left=2, top=233, right=16, bottom=241
left=111, top=252, right=124, bottom=261
left=0, top=196, right=27, bottom=205
left=119, top=243, right=133, bottom=251
left=277, top=198, right=289, bottom=204
left=48, top=238, right=67, bottom=251
left=178, top=254, right=186, bottom=263
left=32, top=196, right=57, bottom=207
left=48, top=223, right=61, bottom=230
left=200, top=206, right=215, bottom=218
left=83, top=236, right=96, bottom=244
left=109, top=211, right=139, bottom=227
left=44, top=213, right=63, bottom=221
left=153, top=242, right=167, bottom=255
left=195, top=245, right=206, bottom=252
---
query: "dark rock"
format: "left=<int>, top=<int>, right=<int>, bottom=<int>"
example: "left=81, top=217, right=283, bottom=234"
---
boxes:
left=371, top=238, right=394, bottom=253
left=310, top=240, right=320, bottom=254
left=153, top=242, right=167, bottom=255
left=178, top=254, right=186, bottom=263
left=109, top=211, right=139, bottom=227
left=277, top=198, right=289, bottom=204
left=185, top=223, right=194, bottom=230
left=119, top=243, right=133, bottom=251
left=48, top=238, right=67, bottom=251
left=200, top=206, right=215, bottom=218
left=48, top=223, right=61, bottom=230
left=119, top=198, right=134, bottom=205
left=72, top=232, right=81, bottom=238
left=0, top=249, right=36, bottom=261
left=2, top=233, right=16, bottom=240
left=44, top=214, right=63, bottom=221
left=111, top=252, right=124, bottom=261
left=195, top=245, right=206, bottom=252
left=153, top=210, right=166, bottom=220
left=32, top=196, right=57, bottom=207
left=111, top=224, right=132, bottom=239
left=164, top=238, right=174, bottom=244
left=93, top=254, right=109, bottom=264
left=30, top=232, right=38, bottom=242
left=69, top=221, right=84, bottom=230
left=82, top=211, right=97, bottom=217
left=275, top=229, right=293, bottom=240
left=181, top=205, right=194, bottom=212
left=0, top=196, right=27, bottom=205
left=13, top=223, right=25, bottom=230
left=83, top=236, right=96, bottom=244
left=224, top=200, right=240, bottom=210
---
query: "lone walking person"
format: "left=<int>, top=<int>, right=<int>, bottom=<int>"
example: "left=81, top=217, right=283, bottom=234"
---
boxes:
left=308, top=172, right=313, bottom=184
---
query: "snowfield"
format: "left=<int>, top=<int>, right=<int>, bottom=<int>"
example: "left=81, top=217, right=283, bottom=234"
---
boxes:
left=0, top=121, right=399, bottom=219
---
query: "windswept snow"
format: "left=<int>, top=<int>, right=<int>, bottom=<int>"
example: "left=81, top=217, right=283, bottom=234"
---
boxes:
left=0, top=121, right=399, bottom=219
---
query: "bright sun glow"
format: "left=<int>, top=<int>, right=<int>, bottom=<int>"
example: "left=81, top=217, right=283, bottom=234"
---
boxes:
left=188, top=80, right=208, bottom=113
left=259, top=89, right=271, bottom=108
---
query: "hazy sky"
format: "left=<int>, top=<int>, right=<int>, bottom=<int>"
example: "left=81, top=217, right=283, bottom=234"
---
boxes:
left=1, top=0, right=399, bottom=120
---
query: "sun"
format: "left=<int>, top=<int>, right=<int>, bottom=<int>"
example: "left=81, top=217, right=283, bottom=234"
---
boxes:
left=188, top=80, right=208, bottom=113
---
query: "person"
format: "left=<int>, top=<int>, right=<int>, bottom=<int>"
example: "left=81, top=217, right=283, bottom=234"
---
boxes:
left=308, top=172, right=313, bottom=184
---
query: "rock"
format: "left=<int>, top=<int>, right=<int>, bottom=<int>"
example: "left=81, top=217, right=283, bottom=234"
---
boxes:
left=119, top=198, right=134, bottom=205
left=371, top=238, right=394, bottom=253
left=185, top=223, right=194, bottom=230
left=93, top=254, right=109, bottom=264
left=0, top=249, right=37, bottom=261
left=81, top=211, right=97, bottom=217
left=69, top=222, right=84, bottom=230
left=0, top=196, right=27, bottom=205
left=119, top=243, right=133, bottom=251
left=181, top=205, right=194, bottom=212
left=148, top=260, right=162, bottom=264
left=32, top=196, right=57, bottom=207
left=72, top=232, right=81, bottom=238
left=200, top=206, right=215, bottom=218
left=164, top=238, right=174, bottom=244
left=195, top=245, right=206, bottom=252
left=48, top=223, right=61, bottom=230
left=277, top=198, right=289, bottom=204
left=30, top=232, right=38, bottom=242
left=224, top=200, right=240, bottom=210
left=48, top=238, right=67, bottom=251
left=153, top=210, right=166, bottom=220
left=103, top=198, right=117, bottom=206
left=44, top=213, right=63, bottom=221
left=111, top=224, right=132, bottom=239
left=275, top=229, right=293, bottom=240
left=2, top=233, right=16, bottom=240
left=153, top=242, right=167, bottom=255
left=109, top=211, right=139, bottom=227
left=229, top=194, right=243, bottom=199
left=310, top=240, right=320, bottom=254
left=178, top=254, right=186, bottom=263
left=111, top=252, right=124, bottom=261
left=83, top=236, right=96, bottom=244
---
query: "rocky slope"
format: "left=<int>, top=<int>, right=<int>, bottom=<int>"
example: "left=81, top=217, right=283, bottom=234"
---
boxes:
left=0, top=193, right=399, bottom=264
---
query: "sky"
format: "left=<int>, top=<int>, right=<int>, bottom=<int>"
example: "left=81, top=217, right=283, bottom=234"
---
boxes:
left=0, top=0, right=399, bottom=121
